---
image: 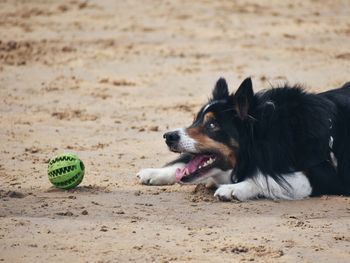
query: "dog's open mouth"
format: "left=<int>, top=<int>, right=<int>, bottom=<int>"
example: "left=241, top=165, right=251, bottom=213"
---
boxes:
left=175, top=154, right=218, bottom=183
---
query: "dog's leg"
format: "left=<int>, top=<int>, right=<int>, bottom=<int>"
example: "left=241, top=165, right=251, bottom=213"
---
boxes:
left=214, top=179, right=261, bottom=201
left=214, top=171, right=312, bottom=201
left=137, top=154, right=191, bottom=185
left=137, top=164, right=184, bottom=185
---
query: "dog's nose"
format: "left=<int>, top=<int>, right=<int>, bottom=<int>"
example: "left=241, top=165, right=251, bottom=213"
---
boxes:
left=163, top=131, right=180, bottom=146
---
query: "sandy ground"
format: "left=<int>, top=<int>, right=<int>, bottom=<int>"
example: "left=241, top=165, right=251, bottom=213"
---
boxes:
left=1, top=0, right=350, bottom=262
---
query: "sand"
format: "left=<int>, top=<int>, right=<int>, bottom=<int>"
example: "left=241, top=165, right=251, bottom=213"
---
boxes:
left=1, top=0, right=350, bottom=262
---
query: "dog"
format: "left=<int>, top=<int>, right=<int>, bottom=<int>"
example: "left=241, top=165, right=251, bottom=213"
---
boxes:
left=137, top=77, right=350, bottom=201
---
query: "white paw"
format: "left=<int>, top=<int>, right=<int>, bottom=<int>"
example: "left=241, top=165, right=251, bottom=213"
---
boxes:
left=137, top=167, right=176, bottom=185
left=137, top=168, right=160, bottom=185
left=214, top=183, right=254, bottom=201
left=214, top=185, right=236, bottom=201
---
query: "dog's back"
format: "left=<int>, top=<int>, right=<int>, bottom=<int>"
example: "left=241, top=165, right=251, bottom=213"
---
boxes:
left=320, top=82, right=350, bottom=97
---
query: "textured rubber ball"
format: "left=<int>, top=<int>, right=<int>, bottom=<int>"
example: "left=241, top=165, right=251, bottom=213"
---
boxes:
left=48, top=153, right=85, bottom=190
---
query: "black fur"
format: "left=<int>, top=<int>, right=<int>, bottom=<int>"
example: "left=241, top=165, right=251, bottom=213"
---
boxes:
left=231, top=80, right=350, bottom=196
left=212, top=78, right=229, bottom=100
left=319, top=83, right=350, bottom=189
left=174, top=78, right=350, bottom=197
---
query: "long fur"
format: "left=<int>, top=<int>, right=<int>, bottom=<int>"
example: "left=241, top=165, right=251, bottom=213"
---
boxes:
left=233, top=82, right=350, bottom=196
left=138, top=79, right=350, bottom=200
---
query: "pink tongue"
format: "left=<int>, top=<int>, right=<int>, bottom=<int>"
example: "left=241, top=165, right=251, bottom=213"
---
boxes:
left=175, top=168, right=188, bottom=181
left=175, top=155, right=210, bottom=181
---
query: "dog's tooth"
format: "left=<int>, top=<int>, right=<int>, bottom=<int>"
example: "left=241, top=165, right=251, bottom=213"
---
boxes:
left=199, top=165, right=202, bottom=169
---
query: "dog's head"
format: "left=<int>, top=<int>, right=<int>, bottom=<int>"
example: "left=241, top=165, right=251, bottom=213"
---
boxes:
left=164, top=77, right=254, bottom=183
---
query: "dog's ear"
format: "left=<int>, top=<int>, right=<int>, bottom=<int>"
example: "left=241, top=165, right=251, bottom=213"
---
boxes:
left=234, top=77, right=254, bottom=119
left=212, top=78, right=229, bottom=100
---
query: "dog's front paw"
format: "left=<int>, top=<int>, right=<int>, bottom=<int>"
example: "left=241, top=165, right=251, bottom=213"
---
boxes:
left=214, top=185, right=237, bottom=201
left=137, top=168, right=159, bottom=185
left=214, top=183, right=253, bottom=202
left=137, top=168, right=176, bottom=186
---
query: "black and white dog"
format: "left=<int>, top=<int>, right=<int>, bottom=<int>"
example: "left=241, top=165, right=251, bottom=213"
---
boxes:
left=137, top=77, right=350, bottom=201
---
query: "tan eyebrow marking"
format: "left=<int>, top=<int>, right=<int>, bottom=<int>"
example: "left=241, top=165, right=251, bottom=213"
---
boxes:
left=203, top=112, right=215, bottom=123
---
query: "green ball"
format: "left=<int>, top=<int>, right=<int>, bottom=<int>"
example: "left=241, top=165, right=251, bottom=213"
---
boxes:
left=48, top=153, right=85, bottom=189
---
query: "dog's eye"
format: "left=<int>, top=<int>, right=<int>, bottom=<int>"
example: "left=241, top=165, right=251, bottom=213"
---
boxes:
left=206, top=121, right=218, bottom=131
